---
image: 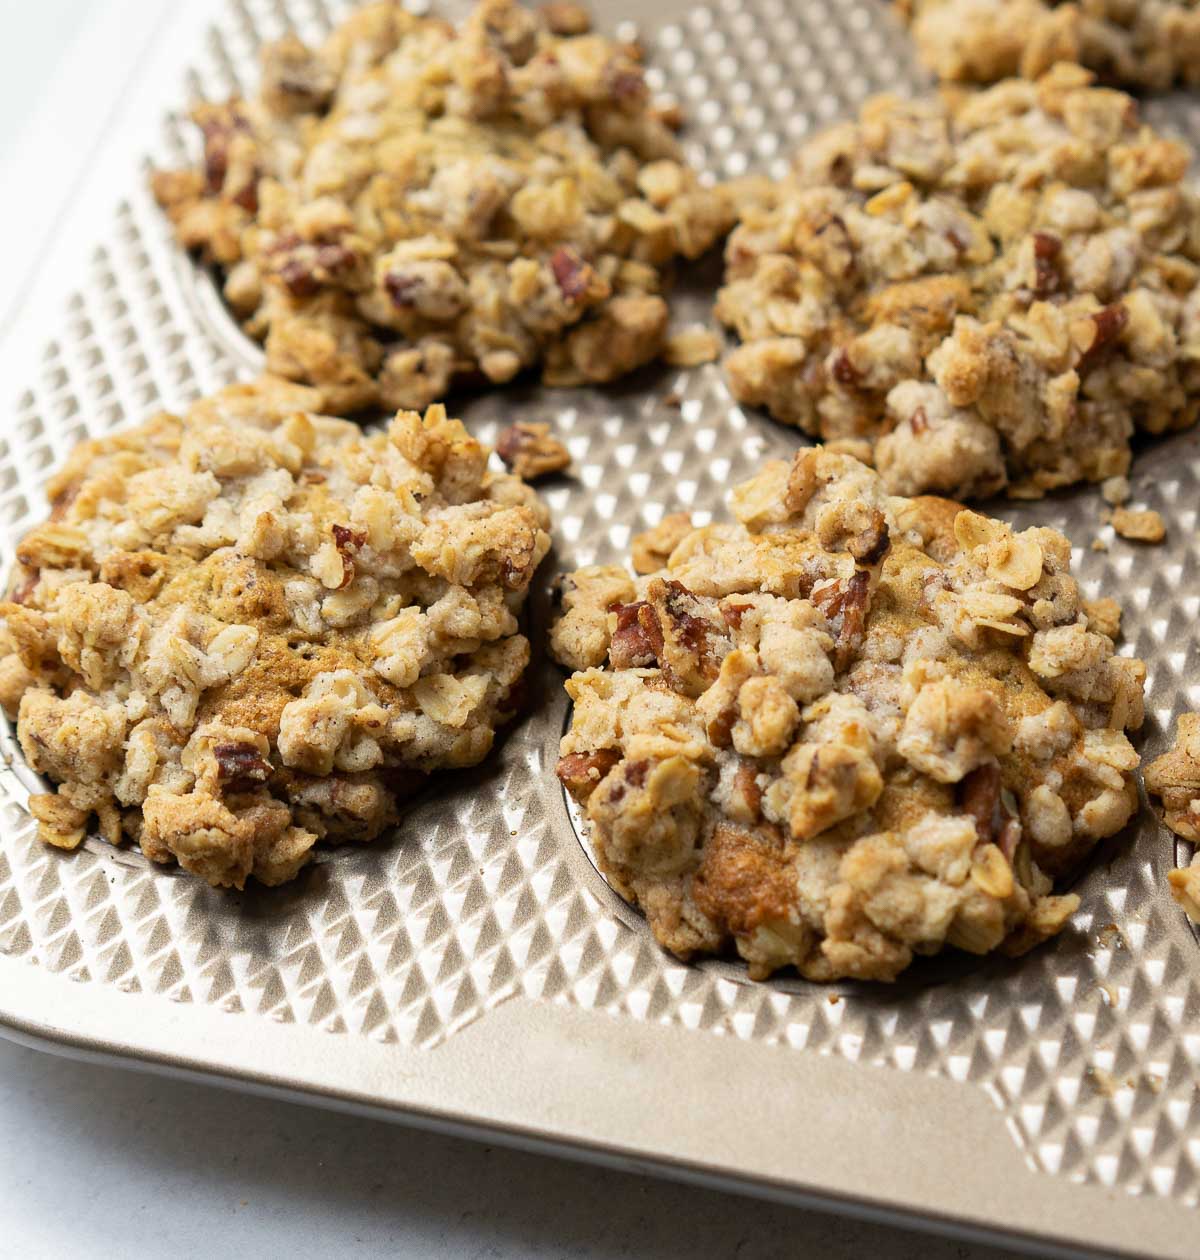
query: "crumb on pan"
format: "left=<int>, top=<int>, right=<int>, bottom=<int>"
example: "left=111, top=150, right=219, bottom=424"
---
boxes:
left=496, top=421, right=571, bottom=480
left=551, top=445, right=1145, bottom=982
left=0, top=377, right=550, bottom=889
left=152, top=0, right=739, bottom=412
left=715, top=64, right=1200, bottom=503
left=663, top=326, right=723, bottom=367
left=1110, top=506, right=1166, bottom=544
left=898, top=0, right=1200, bottom=91
left=1100, top=475, right=1129, bottom=507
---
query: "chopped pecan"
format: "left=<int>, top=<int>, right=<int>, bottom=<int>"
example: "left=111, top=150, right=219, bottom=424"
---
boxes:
left=603, top=757, right=649, bottom=808
left=1032, top=231, right=1062, bottom=297
left=706, top=698, right=738, bottom=749
left=831, top=348, right=861, bottom=388
left=550, top=246, right=591, bottom=302
left=959, top=762, right=1000, bottom=841
left=608, top=600, right=664, bottom=669
left=198, top=105, right=257, bottom=208
left=720, top=600, right=754, bottom=630
left=846, top=510, right=889, bottom=566
left=274, top=238, right=359, bottom=298
left=659, top=580, right=710, bottom=658
left=811, top=570, right=871, bottom=667
left=281, top=259, right=319, bottom=298
left=383, top=273, right=422, bottom=311
left=556, top=749, right=620, bottom=801
left=495, top=422, right=571, bottom=481
left=332, top=524, right=367, bottom=589
left=651, top=579, right=722, bottom=694
left=214, top=742, right=273, bottom=792
left=1078, top=302, right=1129, bottom=373
left=733, top=761, right=763, bottom=819
left=958, top=762, right=1019, bottom=857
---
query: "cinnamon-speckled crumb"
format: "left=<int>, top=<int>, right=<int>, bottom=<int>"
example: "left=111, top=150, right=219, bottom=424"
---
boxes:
left=153, top=0, right=738, bottom=412
left=1, top=378, right=550, bottom=889
left=717, top=65, right=1200, bottom=502
left=551, top=446, right=1145, bottom=982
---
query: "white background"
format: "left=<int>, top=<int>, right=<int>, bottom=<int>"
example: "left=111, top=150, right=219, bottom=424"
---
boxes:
left=0, top=3, right=1026, bottom=1256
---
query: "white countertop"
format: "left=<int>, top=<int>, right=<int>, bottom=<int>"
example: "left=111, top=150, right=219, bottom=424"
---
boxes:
left=1, top=1035, right=1024, bottom=1259
left=0, top=4, right=1026, bottom=1256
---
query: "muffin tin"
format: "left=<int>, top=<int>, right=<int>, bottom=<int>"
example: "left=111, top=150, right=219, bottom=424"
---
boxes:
left=1, top=2, right=1199, bottom=1255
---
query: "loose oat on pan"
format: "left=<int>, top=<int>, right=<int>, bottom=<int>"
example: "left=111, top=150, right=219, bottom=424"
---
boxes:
left=1144, top=715, right=1200, bottom=923
left=0, top=379, right=550, bottom=889
left=716, top=64, right=1200, bottom=502
left=153, top=0, right=736, bottom=413
left=896, top=0, right=1200, bottom=91
left=551, top=446, right=1146, bottom=982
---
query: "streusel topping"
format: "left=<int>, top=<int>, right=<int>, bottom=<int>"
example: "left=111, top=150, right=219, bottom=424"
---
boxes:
left=154, top=0, right=735, bottom=413
left=716, top=65, right=1200, bottom=500
left=898, top=0, right=1200, bottom=92
left=552, top=446, right=1145, bottom=982
left=1, top=379, right=550, bottom=889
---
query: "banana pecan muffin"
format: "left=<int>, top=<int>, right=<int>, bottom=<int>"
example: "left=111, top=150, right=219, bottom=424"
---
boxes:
left=1144, top=715, right=1200, bottom=923
left=551, top=447, right=1145, bottom=981
left=716, top=65, right=1200, bottom=501
left=0, top=379, right=550, bottom=889
left=897, top=0, right=1200, bottom=91
left=153, top=0, right=735, bottom=413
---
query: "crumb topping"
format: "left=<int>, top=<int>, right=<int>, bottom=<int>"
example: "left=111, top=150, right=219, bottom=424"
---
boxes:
left=899, top=0, right=1200, bottom=92
left=153, top=0, right=736, bottom=412
left=1, top=378, right=550, bottom=888
left=552, top=446, right=1145, bottom=981
left=716, top=65, right=1200, bottom=501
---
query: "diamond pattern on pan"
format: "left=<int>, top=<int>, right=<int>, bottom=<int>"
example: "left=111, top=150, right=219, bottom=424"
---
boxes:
left=0, top=0, right=1198, bottom=1208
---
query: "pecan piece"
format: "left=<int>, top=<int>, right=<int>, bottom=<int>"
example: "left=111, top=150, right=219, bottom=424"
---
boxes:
left=550, top=246, right=593, bottom=303
left=958, top=763, right=1021, bottom=859
left=496, top=422, right=571, bottom=481
left=649, top=579, right=723, bottom=695
left=214, top=742, right=273, bottom=792
left=720, top=600, right=754, bottom=630
left=733, top=761, right=763, bottom=821
left=197, top=105, right=258, bottom=209
left=845, top=510, right=889, bottom=566
left=830, top=348, right=860, bottom=389
left=959, top=762, right=1001, bottom=842
left=1078, top=303, right=1129, bottom=373
left=608, top=600, right=664, bottom=669
left=556, top=749, right=620, bottom=802
left=811, top=570, right=871, bottom=668
left=332, top=524, right=367, bottom=589
left=382, top=260, right=468, bottom=321
left=272, top=236, right=360, bottom=298
left=1032, top=231, right=1062, bottom=297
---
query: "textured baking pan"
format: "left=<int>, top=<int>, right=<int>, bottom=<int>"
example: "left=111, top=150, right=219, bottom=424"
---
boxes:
left=2, top=2, right=1199, bottom=1256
